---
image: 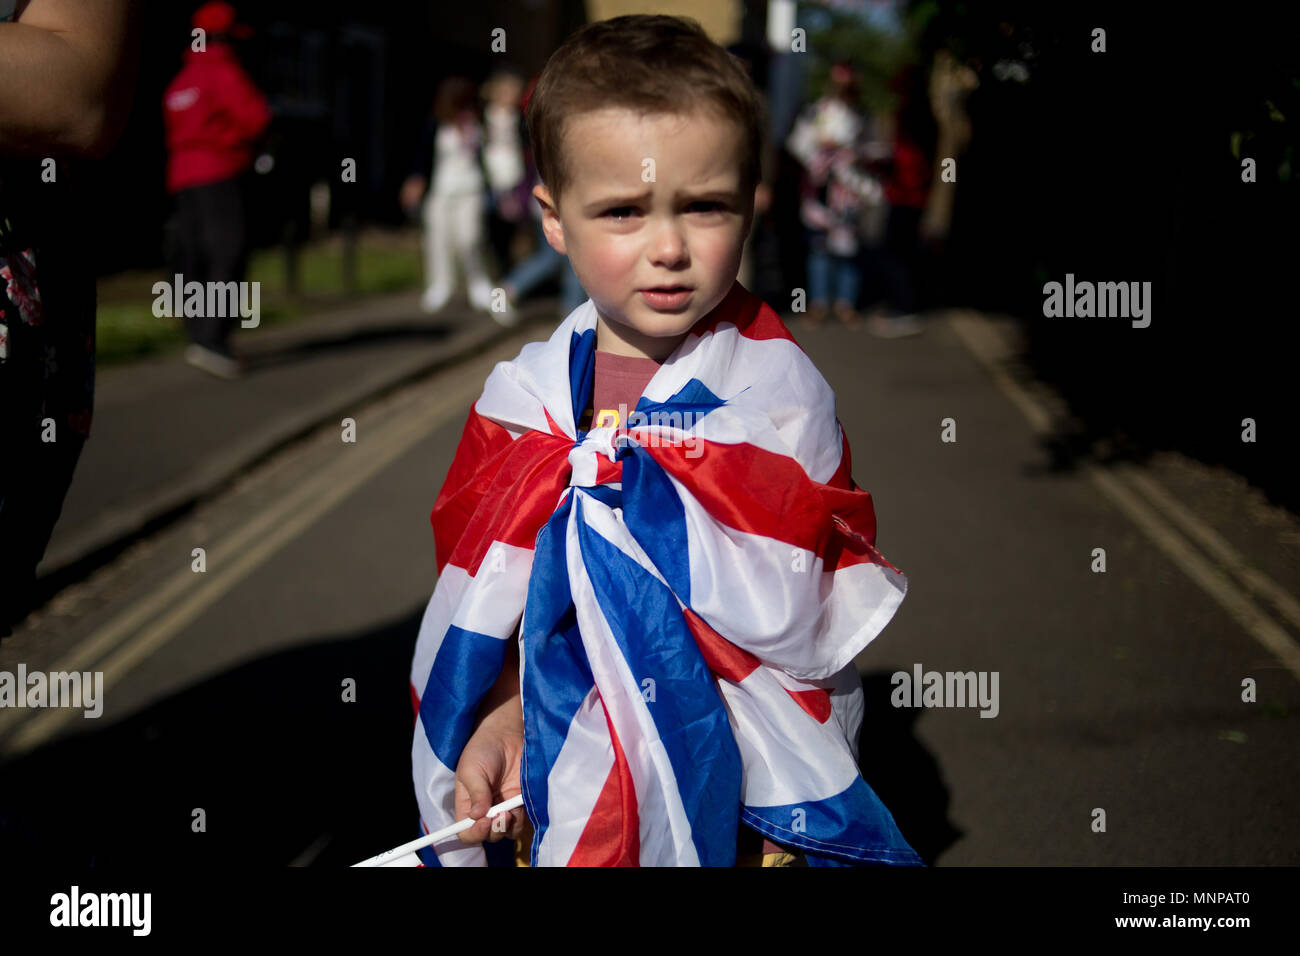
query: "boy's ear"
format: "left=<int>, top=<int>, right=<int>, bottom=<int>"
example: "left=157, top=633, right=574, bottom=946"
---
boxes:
left=534, top=184, right=567, bottom=255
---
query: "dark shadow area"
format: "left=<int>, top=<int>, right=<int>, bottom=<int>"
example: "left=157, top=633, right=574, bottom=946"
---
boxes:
left=857, top=670, right=963, bottom=865
left=0, top=608, right=427, bottom=867
left=905, top=0, right=1300, bottom=513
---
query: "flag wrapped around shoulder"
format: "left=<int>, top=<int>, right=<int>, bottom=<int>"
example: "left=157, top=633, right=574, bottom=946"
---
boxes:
left=410, top=280, right=922, bottom=866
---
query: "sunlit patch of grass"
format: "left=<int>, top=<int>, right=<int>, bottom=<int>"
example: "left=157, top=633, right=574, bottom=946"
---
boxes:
left=95, top=230, right=423, bottom=366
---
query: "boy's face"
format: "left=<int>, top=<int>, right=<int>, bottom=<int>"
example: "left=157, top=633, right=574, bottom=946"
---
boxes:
left=533, top=106, right=754, bottom=362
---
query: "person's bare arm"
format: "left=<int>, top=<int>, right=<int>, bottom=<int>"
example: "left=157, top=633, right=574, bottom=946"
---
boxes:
left=0, top=0, right=138, bottom=158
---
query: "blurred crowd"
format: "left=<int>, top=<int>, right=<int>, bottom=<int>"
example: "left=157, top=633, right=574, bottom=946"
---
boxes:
left=395, top=49, right=979, bottom=339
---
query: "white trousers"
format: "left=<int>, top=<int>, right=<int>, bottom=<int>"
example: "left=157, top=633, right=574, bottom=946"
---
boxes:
left=422, top=190, right=494, bottom=313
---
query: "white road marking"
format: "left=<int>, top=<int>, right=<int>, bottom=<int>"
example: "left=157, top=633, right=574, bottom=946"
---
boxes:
left=946, top=309, right=1300, bottom=682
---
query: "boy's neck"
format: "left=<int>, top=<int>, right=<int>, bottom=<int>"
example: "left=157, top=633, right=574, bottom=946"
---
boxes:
left=594, top=312, right=688, bottom=362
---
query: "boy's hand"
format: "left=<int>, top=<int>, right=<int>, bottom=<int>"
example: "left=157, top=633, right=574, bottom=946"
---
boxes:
left=399, top=175, right=426, bottom=216
left=454, top=712, right=527, bottom=845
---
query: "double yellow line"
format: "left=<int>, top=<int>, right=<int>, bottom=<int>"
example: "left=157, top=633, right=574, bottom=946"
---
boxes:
left=946, top=310, right=1300, bottom=683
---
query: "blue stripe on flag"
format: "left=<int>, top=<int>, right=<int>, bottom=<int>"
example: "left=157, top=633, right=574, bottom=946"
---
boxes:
left=573, top=495, right=742, bottom=866
left=417, top=840, right=442, bottom=867
left=634, top=376, right=727, bottom=422
left=619, top=444, right=690, bottom=605
left=419, top=625, right=509, bottom=771
left=580, top=483, right=622, bottom=511
left=520, top=495, right=596, bottom=861
left=569, top=327, right=597, bottom=438
left=740, top=775, right=924, bottom=866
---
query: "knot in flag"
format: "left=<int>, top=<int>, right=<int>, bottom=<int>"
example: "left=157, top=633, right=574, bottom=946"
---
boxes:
left=566, top=425, right=624, bottom=488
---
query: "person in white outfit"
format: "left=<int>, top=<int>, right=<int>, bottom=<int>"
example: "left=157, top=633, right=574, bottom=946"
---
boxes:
left=481, top=70, right=529, bottom=284
left=401, top=76, right=496, bottom=315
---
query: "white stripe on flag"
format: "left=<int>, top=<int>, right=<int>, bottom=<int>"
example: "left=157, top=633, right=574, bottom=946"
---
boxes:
left=564, top=492, right=700, bottom=866
left=535, top=685, right=615, bottom=866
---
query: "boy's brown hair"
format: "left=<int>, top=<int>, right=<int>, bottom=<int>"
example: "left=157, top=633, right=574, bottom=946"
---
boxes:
left=526, top=14, right=767, bottom=213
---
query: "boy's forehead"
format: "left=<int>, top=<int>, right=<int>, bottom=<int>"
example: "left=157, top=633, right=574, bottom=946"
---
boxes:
left=564, top=107, right=744, bottom=193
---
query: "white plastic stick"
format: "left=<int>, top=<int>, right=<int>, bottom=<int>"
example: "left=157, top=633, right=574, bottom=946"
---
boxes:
left=351, top=794, right=525, bottom=867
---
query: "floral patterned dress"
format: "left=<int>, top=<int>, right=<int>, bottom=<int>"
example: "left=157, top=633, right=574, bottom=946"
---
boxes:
left=0, top=213, right=94, bottom=441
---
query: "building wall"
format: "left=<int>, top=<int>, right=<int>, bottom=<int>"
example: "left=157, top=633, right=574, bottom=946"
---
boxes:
left=584, top=0, right=743, bottom=45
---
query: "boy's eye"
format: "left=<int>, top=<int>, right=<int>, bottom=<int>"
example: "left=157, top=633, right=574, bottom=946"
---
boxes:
left=602, top=202, right=727, bottom=220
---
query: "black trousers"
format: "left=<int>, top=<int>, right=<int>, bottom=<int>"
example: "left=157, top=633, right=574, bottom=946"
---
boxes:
left=0, top=432, right=84, bottom=638
left=173, top=176, right=248, bottom=354
left=863, top=204, right=923, bottom=315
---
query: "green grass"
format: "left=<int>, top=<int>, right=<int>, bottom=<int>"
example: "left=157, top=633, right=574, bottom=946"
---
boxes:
left=95, top=232, right=424, bottom=366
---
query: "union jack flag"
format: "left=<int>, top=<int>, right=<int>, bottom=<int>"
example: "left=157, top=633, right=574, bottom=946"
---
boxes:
left=410, top=280, right=922, bottom=866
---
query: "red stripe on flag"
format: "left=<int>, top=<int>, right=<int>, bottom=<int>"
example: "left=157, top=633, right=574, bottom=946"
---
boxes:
left=410, top=680, right=420, bottom=729
left=636, top=435, right=899, bottom=573
left=826, top=426, right=854, bottom=490
left=685, top=609, right=832, bottom=722
left=567, top=692, right=640, bottom=866
left=683, top=607, right=760, bottom=683
left=430, top=407, right=515, bottom=576
left=688, top=280, right=804, bottom=350
left=787, top=687, right=833, bottom=724
left=434, top=426, right=575, bottom=578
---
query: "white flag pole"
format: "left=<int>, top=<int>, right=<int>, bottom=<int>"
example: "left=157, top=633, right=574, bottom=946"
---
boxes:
left=351, top=794, right=525, bottom=867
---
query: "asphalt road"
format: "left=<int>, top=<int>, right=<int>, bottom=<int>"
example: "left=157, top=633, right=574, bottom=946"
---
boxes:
left=1, top=311, right=1296, bottom=867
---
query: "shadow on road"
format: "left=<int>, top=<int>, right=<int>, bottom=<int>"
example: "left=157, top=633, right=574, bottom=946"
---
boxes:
left=858, top=671, right=963, bottom=865
left=0, top=609, right=426, bottom=868
left=0, top=621, right=960, bottom=867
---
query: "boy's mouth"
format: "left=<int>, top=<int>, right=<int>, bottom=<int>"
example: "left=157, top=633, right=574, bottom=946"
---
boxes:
left=640, top=287, right=694, bottom=309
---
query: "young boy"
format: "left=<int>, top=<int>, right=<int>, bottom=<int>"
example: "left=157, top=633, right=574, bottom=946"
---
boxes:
left=410, top=14, right=921, bottom=868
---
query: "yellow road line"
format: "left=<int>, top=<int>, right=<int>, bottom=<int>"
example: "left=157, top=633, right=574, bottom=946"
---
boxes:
left=946, top=310, right=1300, bottom=682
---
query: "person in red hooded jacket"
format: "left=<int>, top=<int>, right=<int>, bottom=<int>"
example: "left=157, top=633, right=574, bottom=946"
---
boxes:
left=864, top=64, right=935, bottom=339
left=162, top=1, right=270, bottom=378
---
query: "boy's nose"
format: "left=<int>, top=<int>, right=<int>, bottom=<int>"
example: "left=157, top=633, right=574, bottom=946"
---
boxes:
left=648, top=221, right=688, bottom=265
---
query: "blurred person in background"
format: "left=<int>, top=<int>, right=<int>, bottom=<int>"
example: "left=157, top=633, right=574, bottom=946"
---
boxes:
left=162, top=1, right=271, bottom=379
left=863, top=63, right=935, bottom=339
left=401, top=75, right=498, bottom=319
left=787, top=60, right=878, bottom=327
left=494, top=73, right=589, bottom=323
left=0, top=0, right=138, bottom=639
left=481, top=69, right=531, bottom=286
